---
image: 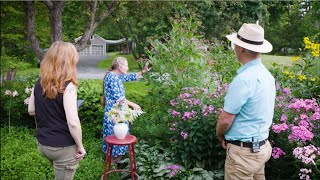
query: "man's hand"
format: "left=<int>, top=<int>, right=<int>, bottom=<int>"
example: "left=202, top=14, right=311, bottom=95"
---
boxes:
left=221, top=139, right=227, bottom=150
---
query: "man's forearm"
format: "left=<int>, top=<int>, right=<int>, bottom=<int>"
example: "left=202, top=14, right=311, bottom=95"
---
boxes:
left=216, top=110, right=235, bottom=141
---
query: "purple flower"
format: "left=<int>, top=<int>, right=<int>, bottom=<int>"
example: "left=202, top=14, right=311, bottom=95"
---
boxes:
left=280, top=114, right=287, bottom=123
left=272, top=147, right=286, bottom=159
left=275, top=82, right=280, bottom=90
left=288, top=126, right=314, bottom=142
left=180, top=131, right=188, bottom=139
left=282, top=88, right=291, bottom=95
left=171, top=110, right=181, bottom=117
left=272, top=123, right=289, bottom=133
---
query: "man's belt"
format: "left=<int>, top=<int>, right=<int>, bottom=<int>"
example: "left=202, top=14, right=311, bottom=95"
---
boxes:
left=226, top=139, right=267, bottom=148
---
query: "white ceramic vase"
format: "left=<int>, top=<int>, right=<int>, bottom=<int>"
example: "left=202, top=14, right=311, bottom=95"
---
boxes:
left=113, top=123, right=129, bottom=139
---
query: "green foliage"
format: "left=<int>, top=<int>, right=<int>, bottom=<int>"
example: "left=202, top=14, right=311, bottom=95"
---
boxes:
left=209, top=45, right=240, bottom=83
left=1, top=55, right=34, bottom=72
left=0, top=1, right=36, bottom=62
left=1, top=127, right=54, bottom=180
left=77, top=79, right=104, bottom=137
left=0, top=126, right=106, bottom=180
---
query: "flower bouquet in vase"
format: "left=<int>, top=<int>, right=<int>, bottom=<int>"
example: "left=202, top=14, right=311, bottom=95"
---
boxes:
left=107, top=98, right=144, bottom=139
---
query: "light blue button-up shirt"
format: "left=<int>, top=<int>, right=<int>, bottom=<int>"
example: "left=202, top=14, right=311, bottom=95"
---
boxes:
left=224, top=58, right=276, bottom=142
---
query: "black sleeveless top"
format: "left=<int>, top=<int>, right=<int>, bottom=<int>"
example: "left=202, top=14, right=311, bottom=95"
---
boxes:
left=34, top=78, right=75, bottom=147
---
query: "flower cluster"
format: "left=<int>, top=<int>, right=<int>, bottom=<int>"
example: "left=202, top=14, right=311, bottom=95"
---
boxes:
left=299, top=168, right=312, bottom=180
left=271, top=86, right=320, bottom=178
left=107, top=98, right=144, bottom=124
left=166, top=164, right=182, bottom=177
left=271, top=147, right=286, bottom=159
left=4, top=90, right=19, bottom=97
left=293, top=145, right=320, bottom=165
left=303, top=37, right=320, bottom=57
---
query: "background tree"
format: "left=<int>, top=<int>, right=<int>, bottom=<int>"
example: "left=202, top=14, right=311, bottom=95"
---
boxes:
left=25, top=0, right=119, bottom=61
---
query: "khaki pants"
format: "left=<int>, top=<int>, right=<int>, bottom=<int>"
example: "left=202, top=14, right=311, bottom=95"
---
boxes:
left=224, top=140, right=272, bottom=180
left=37, top=141, right=79, bottom=180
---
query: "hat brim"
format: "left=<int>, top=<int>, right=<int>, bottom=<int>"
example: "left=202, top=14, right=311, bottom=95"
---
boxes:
left=226, top=34, right=273, bottom=53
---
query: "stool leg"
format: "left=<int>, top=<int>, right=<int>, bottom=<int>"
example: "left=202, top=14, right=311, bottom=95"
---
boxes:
left=132, top=144, right=137, bottom=172
left=103, top=145, right=112, bottom=180
left=128, top=144, right=134, bottom=180
left=108, top=145, right=113, bottom=172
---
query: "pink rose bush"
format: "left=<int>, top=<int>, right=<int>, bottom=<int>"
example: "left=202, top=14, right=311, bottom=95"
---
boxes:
left=269, top=87, right=320, bottom=179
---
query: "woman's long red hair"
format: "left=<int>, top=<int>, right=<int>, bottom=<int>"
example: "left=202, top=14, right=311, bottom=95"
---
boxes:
left=40, top=41, right=78, bottom=99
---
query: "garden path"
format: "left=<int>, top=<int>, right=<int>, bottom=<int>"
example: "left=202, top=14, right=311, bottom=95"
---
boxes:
left=77, top=55, right=107, bottom=79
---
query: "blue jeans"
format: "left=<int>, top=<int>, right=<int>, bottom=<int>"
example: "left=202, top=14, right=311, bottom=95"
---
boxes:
left=37, top=141, right=79, bottom=180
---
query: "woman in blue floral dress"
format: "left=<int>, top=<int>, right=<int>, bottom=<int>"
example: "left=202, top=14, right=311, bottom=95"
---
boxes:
left=102, top=57, right=149, bottom=161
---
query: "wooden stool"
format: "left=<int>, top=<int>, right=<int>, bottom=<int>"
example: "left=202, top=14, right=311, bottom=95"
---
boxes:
left=102, top=135, right=139, bottom=180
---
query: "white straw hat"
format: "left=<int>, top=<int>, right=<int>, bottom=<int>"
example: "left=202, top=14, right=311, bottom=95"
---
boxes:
left=226, top=23, right=273, bottom=53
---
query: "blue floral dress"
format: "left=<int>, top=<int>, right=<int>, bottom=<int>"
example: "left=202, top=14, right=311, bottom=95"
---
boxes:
left=102, top=72, right=137, bottom=156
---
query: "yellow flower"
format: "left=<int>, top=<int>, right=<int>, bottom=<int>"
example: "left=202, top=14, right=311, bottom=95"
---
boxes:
left=304, top=37, right=320, bottom=57
left=283, top=70, right=289, bottom=75
left=297, top=74, right=306, bottom=81
left=291, top=56, right=300, bottom=62
left=310, top=78, right=316, bottom=82
left=289, top=75, right=294, bottom=79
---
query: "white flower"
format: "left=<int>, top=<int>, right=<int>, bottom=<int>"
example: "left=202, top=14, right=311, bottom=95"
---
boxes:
left=25, top=87, right=31, bottom=94
left=5, top=90, right=11, bottom=96
left=24, top=97, right=30, bottom=105
left=108, top=98, right=144, bottom=124
left=12, top=90, right=19, bottom=97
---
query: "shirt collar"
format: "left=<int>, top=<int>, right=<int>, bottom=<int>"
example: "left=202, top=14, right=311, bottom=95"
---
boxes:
left=237, top=58, right=261, bottom=74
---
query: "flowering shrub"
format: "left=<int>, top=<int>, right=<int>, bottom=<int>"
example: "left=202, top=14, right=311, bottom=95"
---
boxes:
left=107, top=97, right=144, bottom=124
left=267, top=86, right=320, bottom=179
left=168, top=79, right=228, bottom=170
left=270, top=37, right=320, bottom=101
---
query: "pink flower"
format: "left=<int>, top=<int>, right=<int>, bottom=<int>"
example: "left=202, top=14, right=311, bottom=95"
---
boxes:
left=282, top=88, right=291, bottom=95
left=182, top=111, right=197, bottom=121
left=170, top=100, right=175, bottom=107
left=311, top=111, right=320, bottom=120
left=272, top=123, right=289, bottom=133
left=171, top=110, right=181, bottom=117
left=180, top=131, right=188, bottom=139
left=280, top=114, right=287, bottom=123
left=288, top=126, right=314, bottom=142
left=272, top=147, right=286, bottom=159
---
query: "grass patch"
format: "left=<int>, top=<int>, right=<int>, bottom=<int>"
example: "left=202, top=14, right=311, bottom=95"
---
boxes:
left=261, top=54, right=293, bottom=68
left=16, top=68, right=39, bottom=77
left=97, top=52, right=140, bottom=71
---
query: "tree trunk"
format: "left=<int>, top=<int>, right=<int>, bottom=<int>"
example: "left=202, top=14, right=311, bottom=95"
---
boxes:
left=25, top=1, right=44, bottom=61
left=25, top=0, right=119, bottom=61
left=43, top=1, right=65, bottom=42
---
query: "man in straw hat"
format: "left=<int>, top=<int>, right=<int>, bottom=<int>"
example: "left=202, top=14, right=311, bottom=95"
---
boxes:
left=216, top=23, right=276, bottom=180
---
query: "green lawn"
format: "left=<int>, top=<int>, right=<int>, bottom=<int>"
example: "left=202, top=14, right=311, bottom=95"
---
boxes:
left=261, top=54, right=293, bottom=68
left=97, top=52, right=140, bottom=71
